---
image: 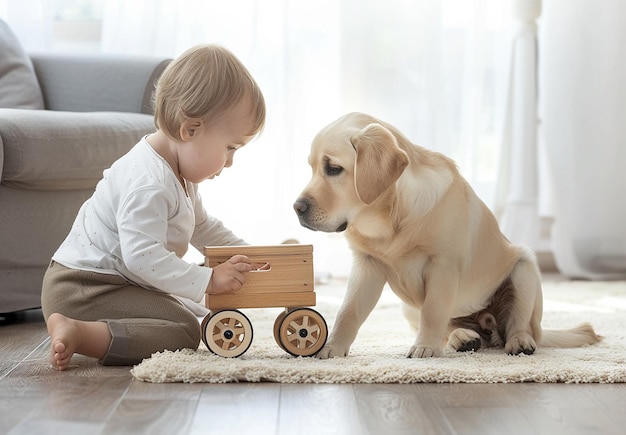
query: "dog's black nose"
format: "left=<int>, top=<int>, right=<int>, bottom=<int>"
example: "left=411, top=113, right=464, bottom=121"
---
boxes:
left=293, top=199, right=309, bottom=216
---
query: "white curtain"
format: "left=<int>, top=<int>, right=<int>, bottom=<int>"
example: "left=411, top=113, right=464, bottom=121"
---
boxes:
left=0, top=0, right=53, bottom=50
left=1, top=0, right=515, bottom=278
left=539, top=0, right=626, bottom=279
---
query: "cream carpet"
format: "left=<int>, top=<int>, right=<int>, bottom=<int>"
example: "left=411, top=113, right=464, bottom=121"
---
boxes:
left=131, top=278, right=626, bottom=383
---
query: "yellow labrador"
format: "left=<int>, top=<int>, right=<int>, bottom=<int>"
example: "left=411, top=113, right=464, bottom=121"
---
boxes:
left=294, top=112, right=601, bottom=358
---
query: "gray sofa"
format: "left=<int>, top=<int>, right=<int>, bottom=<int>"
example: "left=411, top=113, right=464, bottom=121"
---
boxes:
left=0, top=19, right=170, bottom=313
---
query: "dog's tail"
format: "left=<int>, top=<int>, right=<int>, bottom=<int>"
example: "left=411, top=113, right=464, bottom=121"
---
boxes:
left=538, top=323, right=602, bottom=348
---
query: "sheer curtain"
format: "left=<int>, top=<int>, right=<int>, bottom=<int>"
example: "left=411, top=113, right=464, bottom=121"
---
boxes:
left=1, top=0, right=514, bottom=277
left=539, top=0, right=626, bottom=280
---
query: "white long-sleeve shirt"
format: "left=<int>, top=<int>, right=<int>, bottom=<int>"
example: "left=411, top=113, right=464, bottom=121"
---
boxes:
left=53, top=137, right=245, bottom=303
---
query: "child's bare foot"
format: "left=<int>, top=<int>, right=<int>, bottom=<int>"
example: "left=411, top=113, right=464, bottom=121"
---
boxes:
left=47, top=313, right=78, bottom=370
left=46, top=313, right=112, bottom=370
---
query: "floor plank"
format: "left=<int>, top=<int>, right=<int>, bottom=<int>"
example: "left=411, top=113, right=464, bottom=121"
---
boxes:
left=353, top=384, right=454, bottom=434
left=0, top=309, right=48, bottom=377
left=190, top=383, right=281, bottom=435
left=517, top=384, right=625, bottom=435
left=278, top=384, right=365, bottom=435
left=104, top=399, right=198, bottom=435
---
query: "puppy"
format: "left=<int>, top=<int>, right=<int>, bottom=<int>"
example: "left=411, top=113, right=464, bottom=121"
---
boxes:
left=294, top=112, right=601, bottom=358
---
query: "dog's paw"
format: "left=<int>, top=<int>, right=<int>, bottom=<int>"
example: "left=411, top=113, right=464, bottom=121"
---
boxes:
left=504, top=334, right=536, bottom=355
left=406, top=344, right=443, bottom=358
left=316, top=343, right=350, bottom=359
left=447, top=328, right=482, bottom=352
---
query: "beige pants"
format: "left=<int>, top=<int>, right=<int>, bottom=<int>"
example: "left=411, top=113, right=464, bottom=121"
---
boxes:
left=41, top=261, right=201, bottom=365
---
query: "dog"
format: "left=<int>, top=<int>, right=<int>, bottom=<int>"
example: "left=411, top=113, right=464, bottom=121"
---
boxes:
left=294, top=112, right=601, bottom=358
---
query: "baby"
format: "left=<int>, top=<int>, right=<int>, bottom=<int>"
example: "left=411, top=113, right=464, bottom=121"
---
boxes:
left=41, top=44, right=265, bottom=370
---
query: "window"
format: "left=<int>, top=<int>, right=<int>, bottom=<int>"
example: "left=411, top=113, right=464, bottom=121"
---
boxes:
left=52, top=0, right=103, bottom=52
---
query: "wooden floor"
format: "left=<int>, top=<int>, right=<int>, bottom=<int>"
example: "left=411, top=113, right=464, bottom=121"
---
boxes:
left=1, top=309, right=625, bottom=435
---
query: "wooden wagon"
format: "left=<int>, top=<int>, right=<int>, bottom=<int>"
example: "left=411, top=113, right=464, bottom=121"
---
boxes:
left=200, top=244, right=328, bottom=358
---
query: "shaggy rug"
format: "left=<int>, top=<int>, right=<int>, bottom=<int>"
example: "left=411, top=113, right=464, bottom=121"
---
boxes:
left=131, top=278, right=626, bottom=384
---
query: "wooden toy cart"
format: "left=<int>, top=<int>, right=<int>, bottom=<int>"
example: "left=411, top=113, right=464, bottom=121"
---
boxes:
left=200, top=244, right=328, bottom=358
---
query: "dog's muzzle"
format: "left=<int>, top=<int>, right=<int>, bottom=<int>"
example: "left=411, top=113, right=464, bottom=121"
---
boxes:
left=293, top=198, right=317, bottom=231
left=293, top=198, right=348, bottom=233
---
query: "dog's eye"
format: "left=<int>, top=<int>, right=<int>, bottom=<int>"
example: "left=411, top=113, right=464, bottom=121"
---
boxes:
left=325, top=162, right=343, bottom=176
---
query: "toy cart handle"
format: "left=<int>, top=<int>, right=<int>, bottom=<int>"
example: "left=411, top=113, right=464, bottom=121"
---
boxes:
left=251, top=262, right=271, bottom=271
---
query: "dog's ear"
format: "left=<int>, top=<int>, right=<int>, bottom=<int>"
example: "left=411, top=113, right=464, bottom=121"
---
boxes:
left=351, top=123, right=409, bottom=204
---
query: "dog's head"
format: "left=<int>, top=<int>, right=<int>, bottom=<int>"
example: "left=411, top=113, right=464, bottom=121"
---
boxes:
left=294, top=113, right=409, bottom=233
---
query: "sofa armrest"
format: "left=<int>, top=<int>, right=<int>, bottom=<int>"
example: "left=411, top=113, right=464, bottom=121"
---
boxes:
left=0, top=108, right=154, bottom=189
left=29, top=53, right=170, bottom=114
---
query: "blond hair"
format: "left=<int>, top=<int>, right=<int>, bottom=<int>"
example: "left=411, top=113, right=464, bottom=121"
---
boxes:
left=153, top=44, right=266, bottom=140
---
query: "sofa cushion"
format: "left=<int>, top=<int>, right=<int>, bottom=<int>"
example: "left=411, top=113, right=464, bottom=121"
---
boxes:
left=0, top=19, right=45, bottom=109
left=0, top=109, right=155, bottom=189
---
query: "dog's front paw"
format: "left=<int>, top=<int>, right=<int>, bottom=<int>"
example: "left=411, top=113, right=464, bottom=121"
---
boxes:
left=316, top=343, right=350, bottom=359
left=504, top=333, right=536, bottom=355
left=447, top=328, right=482, bottom=352
left=406, top=344, right=443, bottom=358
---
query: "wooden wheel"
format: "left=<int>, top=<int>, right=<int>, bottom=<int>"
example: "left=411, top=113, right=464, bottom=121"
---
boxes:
left=201, top=310, right=253, bottom=358
left=273, top=310, right=288, bottom=351
left=277, top=308, right=328, bottom=357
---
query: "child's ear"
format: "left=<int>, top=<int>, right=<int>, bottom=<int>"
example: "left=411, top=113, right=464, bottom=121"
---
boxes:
left=180, top=119, right=203, bottom=141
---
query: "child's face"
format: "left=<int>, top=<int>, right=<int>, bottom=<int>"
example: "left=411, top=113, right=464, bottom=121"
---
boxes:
left=178, top=100, right=256, bottom=183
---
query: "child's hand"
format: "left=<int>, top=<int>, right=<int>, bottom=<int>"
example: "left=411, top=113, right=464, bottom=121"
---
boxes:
left=206, top=255, right=252, bottom=294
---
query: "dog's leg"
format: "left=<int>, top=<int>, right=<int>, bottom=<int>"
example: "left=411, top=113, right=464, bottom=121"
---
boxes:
left=407, top=265, right=459, bottom=358
left=503, top=251, right=543, bottom=355
left=317, top=256, right=387, bottom=359
left=401, top=303, right=420, bottom=334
